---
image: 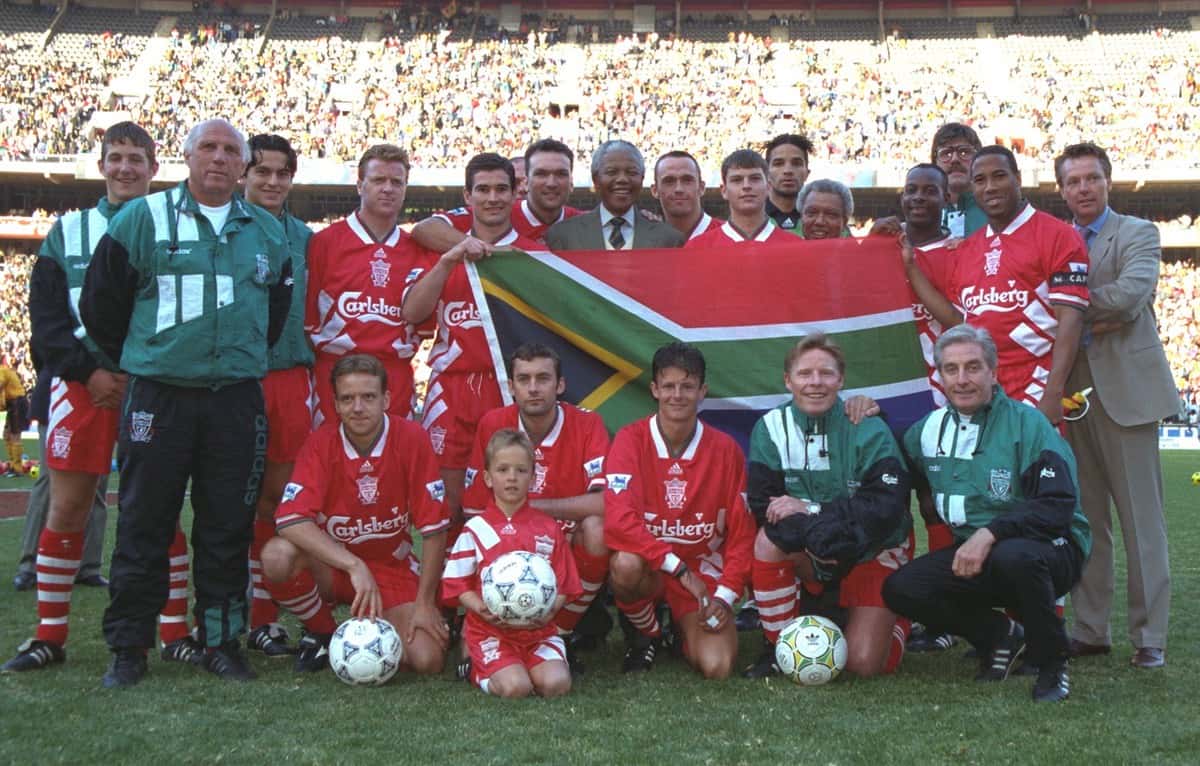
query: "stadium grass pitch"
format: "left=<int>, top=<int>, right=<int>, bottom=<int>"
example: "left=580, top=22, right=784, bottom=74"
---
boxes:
left=0, top=453, right=1196, bottom=764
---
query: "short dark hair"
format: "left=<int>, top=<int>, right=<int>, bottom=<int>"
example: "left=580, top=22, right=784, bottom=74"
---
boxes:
left=1053, top=142, right=1113, bottom=185
left=785, top=332, right=845, bottom=376
left=651, top=342, right=706, bottom=383
left=357, top=144, right=410, bottom=180
left=484, top=428, right=535, bottom=469
left=906, top=163, right=949, bottom=191
left=654, top=150, right=701, bottom=180
left=101, top=121, right=157, bottom=165
left=247, top=134, right=297, bottom=175
left=720, top=149, right=768, bottom=181
left=930, top=122, right=982, bottom=162
left=465, top=152, right=516, bottom=190
left=972, top=145, right=1020, bottom=176
left=524, top=138, right=574, bottom=169
left=331, top=354, right=388, bottom=395
left=507, top=342, right=561, bottom=379
left=764, top=134, right=814, bottom=164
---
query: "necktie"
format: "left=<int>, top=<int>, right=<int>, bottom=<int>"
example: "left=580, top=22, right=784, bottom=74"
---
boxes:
left=608, top=216, right=627, bottom=250
left=1076, top=225, right=1095, bottom=249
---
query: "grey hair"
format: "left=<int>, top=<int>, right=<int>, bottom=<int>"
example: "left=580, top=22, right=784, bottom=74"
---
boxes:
left=590, top=140, right=645, bottom=178
left=798, top=178, right=854, bottom=218
left=182, top=119, right=250, bottom=163
left=933, top=324, right=998, bottom=371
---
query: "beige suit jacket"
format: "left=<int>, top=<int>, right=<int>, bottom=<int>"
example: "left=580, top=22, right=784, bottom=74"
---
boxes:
left=1074, top=211, right=1177, bottom=426
left=544, top=207, right=685, bottom=251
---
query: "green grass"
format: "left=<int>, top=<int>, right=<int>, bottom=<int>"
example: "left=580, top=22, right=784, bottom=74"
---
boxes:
left=1, top=453, right=1197, bottom=764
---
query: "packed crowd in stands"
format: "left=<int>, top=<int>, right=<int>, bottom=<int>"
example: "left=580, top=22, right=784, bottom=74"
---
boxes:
left=1, top=13, right=1198, bottom=172
left=0, top=254, right=35, bottom=391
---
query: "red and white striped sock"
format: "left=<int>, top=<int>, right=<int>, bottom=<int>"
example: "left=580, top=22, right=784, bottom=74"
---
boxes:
left=555, top=545, right=609, bottom=633
left=615, top=596, right=660, bottom=639
left=158, top=527, right=191, bottom=645
left=753, top=556, right=798, bottom=644
left=34, top=527, right=83, bottom=646
left=268, top=569, right=336, bottom=635
left=883, top=617, right=911, bottom=674
left=249, top=519, right=279, bottom=629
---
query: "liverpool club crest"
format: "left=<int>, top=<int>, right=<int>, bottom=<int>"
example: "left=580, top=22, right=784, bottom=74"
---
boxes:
left=984, top=247, right=1002, bottom=276
left=357, top=474, right=379, bottom=505
left=989, top=468, right=1011, bottom=499
left=130, top=411, right=154, bottom=443
left=370, top=258, right=391, bottom=287
left=664, top=478, right=687, bottom=510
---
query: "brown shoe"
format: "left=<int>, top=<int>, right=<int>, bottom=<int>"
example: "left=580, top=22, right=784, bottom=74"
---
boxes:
left=1068, top=639, right=1111, bottom=658
left=1131, top=647, right=1164, bottom=668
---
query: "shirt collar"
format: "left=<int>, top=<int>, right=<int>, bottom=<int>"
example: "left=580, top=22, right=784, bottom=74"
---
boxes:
left=1075, top=206, right=1111, bottom=238
left=599, top=204, right=635, bottom=227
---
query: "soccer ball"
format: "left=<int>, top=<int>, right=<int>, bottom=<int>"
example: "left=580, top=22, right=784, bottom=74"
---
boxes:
left=480, top=550, right=557, bottom=627
left=329, top=618, right=403, bottom=687
left=1192, top=471, right=1200, bottom=486
left=775, top=614, right=848, bottom=686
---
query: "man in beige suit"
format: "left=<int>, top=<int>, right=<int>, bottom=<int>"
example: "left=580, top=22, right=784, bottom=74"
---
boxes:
left=1056, top=143, right=1175, bottom=669
left=545, top=140, right=685, bottom=251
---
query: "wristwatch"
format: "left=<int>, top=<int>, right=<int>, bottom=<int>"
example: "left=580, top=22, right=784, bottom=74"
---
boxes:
left=673, top=562, right=690, bottom=579
left=805, top=501, right=821, bottom=515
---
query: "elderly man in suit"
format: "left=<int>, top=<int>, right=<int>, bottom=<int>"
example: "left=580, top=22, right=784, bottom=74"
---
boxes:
left=1056, top=142, right=1176, bottom=669
left=545, top=140, right=684, bottom=251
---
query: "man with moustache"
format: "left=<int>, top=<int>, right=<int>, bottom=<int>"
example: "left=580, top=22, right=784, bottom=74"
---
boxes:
left=930, top=123, right=986, bottom=238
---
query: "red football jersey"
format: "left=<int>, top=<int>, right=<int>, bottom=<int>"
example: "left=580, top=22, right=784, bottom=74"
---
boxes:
left=403, top=229, right=540, bottom=377
left=603, top=416, right=754, bottom=606
left=945, top=205, right=1089, bottom=406
left=461, top=403, right=610, bottom=528
left=685, top=219, right=793, bottom=248
left=911, top=234, right=955, bottom=407
left=305, top=213, right=433, bottom=366
left=441, top=503, right=582, bottom=643
left=433, top=200, right=582, bottom=245
left=684, top=212, right=724, bottom=241
left=276, top=415, right=449, bottom=564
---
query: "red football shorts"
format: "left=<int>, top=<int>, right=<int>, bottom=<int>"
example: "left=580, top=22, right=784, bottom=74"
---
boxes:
left=657, top=567, right=721, bottom=621
left=421, top=370, right=502, bottom=470
left=839, top=532, right=914, bottom=610
left=312, top=356, right=415, bottom=428
left=263, top=366, right=312, bottom=463
left=328, top=558, right=418, bottom=611
left=465, top=620, right=566, bottom=690
left=45, top=378, right=117, bottom=475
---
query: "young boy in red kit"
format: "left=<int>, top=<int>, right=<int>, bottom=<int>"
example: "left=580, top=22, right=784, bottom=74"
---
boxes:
left=442, top=429, right=581, bottom=698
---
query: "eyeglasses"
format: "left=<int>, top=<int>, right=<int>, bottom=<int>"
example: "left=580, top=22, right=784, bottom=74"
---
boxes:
left=937, top=146, right=977, bottom=162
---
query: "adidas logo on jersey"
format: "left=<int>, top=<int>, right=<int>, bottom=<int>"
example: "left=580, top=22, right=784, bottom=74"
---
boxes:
left=668, top=462, right=683, bottom=475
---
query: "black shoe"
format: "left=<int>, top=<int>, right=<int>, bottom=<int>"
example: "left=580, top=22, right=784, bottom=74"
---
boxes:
left=1033, top=661, right=1070, bottom=702
left=160, top=635, right=203, bottom=665
left=662, top=612, right=685, bottom=659
left=75, top=573, right=109, bottom=588
left=247, top=623, right=293, bottom=658
left=102, top=648, right=148, bottom=688
left=12, top=571, right=35, bottom=592
left=734, top=604, right=761, bottom=632
left=201, top=641, right=256, bottom=681
left=566, top=630, right=601, bottom=653
left=976, top=620, right=1026, bottom=682
left=906, top=624, right=956, bottom=652
left=564, top=641, right=586, bottom=677
left=621, top=634, right=660, bottom=673
left=2, top=639, right=65, bottom=673
left=294, top=632, right=332, bottom=673
left=742, top=639, right=780, bottom=679
left=455, top=655, right=472, bottom=682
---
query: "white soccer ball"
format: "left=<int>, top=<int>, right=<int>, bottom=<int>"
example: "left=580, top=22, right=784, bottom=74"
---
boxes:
left=480, top=550, right=558, bottom=627
left=329, top=617, right=403, bottom=687
left=775, top=614, right=849, bottom=686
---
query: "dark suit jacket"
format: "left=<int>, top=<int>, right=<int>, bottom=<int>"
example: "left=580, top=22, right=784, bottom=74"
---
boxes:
left=544, top=206, right=685, bottom=250
left=1069, top=211, right=1177, bottom=426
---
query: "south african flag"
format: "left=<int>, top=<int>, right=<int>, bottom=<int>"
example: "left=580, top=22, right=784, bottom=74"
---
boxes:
left=468, top=237, right=932, bottom=447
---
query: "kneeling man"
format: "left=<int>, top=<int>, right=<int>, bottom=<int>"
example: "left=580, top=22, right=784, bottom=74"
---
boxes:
left=263, top=354, right=450, bottom=676
left=604, top=342, right=754, bottom=679
left=882, top=325, right=1091, bottom=702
